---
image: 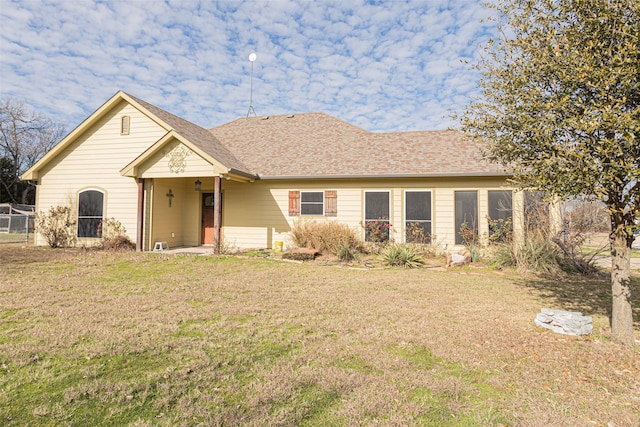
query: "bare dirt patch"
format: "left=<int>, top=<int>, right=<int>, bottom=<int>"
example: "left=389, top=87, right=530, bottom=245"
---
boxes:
left=1, top=245, right=638, bottom=426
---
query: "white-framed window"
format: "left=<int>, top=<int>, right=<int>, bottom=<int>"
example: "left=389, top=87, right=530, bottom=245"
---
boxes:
left=364, top=190, right=391, bottom=242
left=288, top=190, right=337, bottom=216
left=455, top=191, right=478, bottom=245
left=405, top=190, right=432, bottom=243
left=488, top=190, right=513, bottom=242
left=120, top=115, right=130, bottom=135
left=300, top=191, right=324, bottom=215
left=77, top=189, right=105, bottom=238
left=488, top=190, right=513, bottom=221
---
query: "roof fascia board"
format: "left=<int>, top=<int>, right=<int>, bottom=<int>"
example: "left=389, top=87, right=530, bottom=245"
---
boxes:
left=22, top=90, right=172, bottom=181
left=119, top=92, right=174, bottom=130
left=120, top=131, right=239, bottom=178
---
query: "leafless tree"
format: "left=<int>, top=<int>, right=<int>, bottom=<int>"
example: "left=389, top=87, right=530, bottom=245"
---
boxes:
left=0, top=98, right=65, bottom=204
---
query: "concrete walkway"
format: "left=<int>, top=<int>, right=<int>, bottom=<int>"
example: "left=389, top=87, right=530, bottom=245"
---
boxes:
left=151, top=245, right=215, bottom=255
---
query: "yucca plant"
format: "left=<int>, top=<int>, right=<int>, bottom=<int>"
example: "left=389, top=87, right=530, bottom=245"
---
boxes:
left=381, top=243, right=424, bottom=268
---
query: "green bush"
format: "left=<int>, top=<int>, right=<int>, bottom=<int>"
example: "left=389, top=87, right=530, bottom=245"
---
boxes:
left=290, top=219, right=365, bottom=257
left=381, top=243, right=425, bottom=268
left=35, top=205, right=76, bottom=248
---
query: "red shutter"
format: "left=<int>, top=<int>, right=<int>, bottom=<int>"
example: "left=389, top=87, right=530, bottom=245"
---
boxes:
left=325, top=190, right=337, bottom=216
left=289, top=191, right=300, bottom=216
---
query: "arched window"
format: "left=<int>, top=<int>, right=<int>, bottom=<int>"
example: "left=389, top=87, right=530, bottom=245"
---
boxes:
left=78, top=190, right=104, bottom=238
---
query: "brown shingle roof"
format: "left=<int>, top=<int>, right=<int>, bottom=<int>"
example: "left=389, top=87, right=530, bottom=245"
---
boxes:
left=126, top=93, right=252, bottom=175
left=209, top=112, right=508, bottom=178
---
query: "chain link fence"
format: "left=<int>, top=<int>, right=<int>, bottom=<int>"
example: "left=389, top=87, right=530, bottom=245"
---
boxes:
left=0, top=204, right=35, bottom=244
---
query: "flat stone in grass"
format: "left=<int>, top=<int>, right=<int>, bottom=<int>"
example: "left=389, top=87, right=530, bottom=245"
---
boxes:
left=535, top=308, right=593, bottom=336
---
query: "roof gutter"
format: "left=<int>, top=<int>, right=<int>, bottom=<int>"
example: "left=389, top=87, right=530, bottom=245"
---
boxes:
left=228, top=168, right=259, bottom=180
left=255, top=172, right=512, bottom=180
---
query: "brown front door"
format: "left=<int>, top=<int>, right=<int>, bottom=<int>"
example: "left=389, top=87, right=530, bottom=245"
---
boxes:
left=201, top=193, right=215, bottom=244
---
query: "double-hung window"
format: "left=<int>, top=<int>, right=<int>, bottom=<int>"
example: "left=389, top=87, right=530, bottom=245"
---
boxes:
left=300, top=191, right=324, bottom=215
left=288, top=190, right=337, bottom=216
left=77, top=189, right=104, bottom=238
left=405, top=191, right=432, bottom=243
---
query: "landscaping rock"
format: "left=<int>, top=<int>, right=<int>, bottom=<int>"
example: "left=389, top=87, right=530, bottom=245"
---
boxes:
left=446, top=250, right=471, bottom=267
left=534, top=308, right=592, bottom=336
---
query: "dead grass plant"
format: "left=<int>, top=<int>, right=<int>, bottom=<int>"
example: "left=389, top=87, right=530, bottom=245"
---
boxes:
left=290, top=219, right=365, bottom=257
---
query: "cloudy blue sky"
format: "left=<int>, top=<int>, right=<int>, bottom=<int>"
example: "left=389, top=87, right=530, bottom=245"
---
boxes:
left=0, top=0, right=498, bottom=133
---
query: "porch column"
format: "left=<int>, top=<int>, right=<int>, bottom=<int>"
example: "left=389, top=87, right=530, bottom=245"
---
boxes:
left=136, top=178, right=145, bottom=252
left=512, top=190, right=525, bottom=254
left=214, top=175, right=221, bottom=254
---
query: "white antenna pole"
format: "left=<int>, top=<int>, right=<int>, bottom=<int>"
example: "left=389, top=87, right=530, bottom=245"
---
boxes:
left=247, top=53, right=257, bottom=117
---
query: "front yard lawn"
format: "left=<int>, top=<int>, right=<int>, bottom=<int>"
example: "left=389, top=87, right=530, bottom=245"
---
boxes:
left=1, top=246, right=638, bottom=426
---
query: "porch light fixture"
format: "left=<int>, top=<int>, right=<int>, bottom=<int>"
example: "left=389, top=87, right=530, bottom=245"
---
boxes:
left=194, top=179, right=202, bottom=191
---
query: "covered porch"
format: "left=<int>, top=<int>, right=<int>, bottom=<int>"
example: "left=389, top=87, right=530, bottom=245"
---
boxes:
left=120, top=135, right=256, bottom=252
left=138, top=176, right=223, bottom=253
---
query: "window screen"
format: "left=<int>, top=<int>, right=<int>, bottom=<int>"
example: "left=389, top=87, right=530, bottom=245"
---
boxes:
left=300, top=191, right=324, bottom=215
left=488, top=191, right=512, bottom=221
left=78, top=190, right=104, bottom=238
left=405, top=191, right=432, bottom=243
left=365, top=191, right=389, bottom=220
left=488, top=190, right=513, bottom=241
left=364, top=191, right=390, bottom=242
left=455, top=191, right=477, bottom=245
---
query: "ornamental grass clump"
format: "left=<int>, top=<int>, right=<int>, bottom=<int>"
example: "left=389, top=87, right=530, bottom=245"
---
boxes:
left=290, top=219, right=365, bottom=257
left=489, top=232, right=591, bottom=275
left=381, top=243, right=424, bottom=268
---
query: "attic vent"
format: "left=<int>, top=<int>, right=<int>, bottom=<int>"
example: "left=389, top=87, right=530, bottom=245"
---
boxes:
left=287, top=114, right=295, bottom=118
left=262, top=116, right=269, bottom=120
left=120, top=115, right=130, bottom=135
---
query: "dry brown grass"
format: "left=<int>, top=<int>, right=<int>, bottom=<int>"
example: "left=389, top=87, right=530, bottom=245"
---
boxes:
left=1, top=244, right=639, bottom=426
left=290, top=219, right=365, bottom=256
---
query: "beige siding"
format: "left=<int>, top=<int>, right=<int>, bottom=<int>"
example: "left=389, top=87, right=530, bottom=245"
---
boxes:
left=34, top=101, right=167, bottom=246
left=433, top=187, right=454, bottom=248
left=219, top=177, right=514, bottom=250
left=150, top=179, right=184, bottom=248
left=138, top=141, right=219, bottom=178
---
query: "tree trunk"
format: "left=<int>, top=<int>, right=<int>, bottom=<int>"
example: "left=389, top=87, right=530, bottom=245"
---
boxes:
left=610, top=227, right=635, bottom=346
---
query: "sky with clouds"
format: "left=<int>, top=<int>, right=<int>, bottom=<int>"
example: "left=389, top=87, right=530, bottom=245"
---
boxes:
left=0, top=0, right=498, bottom=133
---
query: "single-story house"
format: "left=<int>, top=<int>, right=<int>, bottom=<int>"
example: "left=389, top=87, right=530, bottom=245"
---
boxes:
left=22, top=90, right=534, bottom=252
